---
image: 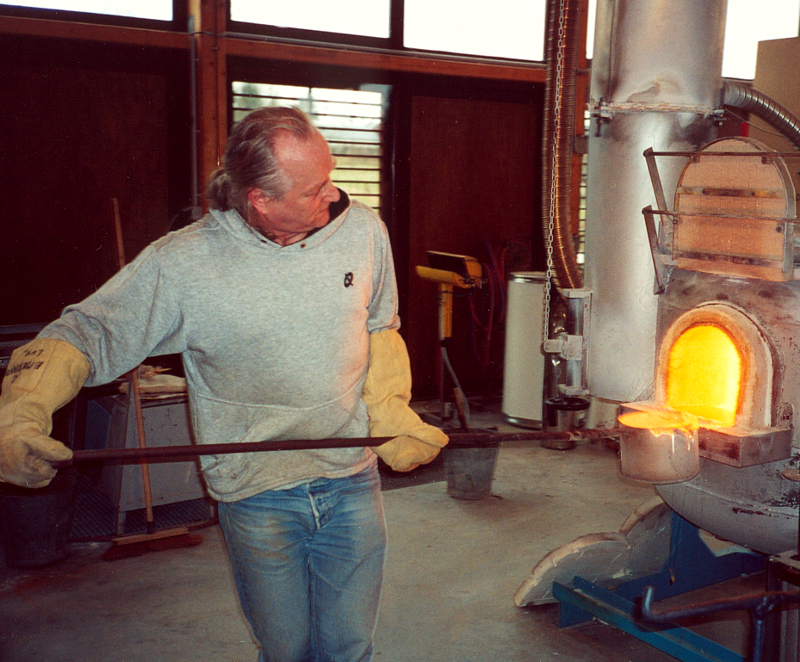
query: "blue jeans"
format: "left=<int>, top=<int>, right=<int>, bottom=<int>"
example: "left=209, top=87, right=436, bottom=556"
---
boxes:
left=217, top=463, right=387, bottom=662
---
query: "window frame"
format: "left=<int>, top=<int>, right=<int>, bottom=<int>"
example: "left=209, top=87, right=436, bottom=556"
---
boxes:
left=227, top=0, right=403, bottom=51
left=0, top=0, right=549, bottom=66
left=0, top=0, right=185, bottom=31
left=226, top=0, right=547, bottom=65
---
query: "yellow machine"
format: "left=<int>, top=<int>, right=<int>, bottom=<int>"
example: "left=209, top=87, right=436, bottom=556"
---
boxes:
left=415, top=251, right=484, bottom=427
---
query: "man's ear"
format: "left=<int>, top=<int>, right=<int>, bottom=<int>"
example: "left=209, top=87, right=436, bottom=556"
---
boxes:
left=247, top=188, right=270, bottom=215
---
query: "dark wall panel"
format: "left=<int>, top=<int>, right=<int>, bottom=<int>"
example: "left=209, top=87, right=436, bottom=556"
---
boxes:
left=0, top=61, right=172, bottom=325
left=406, top=95, right=542, bottom=397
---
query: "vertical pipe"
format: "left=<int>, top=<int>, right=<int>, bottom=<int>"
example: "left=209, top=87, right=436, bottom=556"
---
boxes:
left=189, top=14, right=200, bottom=217
left=583, top=0, right=726, bottom=414
left=542, top=0, right=583, bottom=290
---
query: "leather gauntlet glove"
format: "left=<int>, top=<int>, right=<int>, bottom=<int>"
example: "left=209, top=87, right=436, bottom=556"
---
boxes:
left=0, top=338, right=90, bottom=488
left=363, top=329, right=448, bottom=472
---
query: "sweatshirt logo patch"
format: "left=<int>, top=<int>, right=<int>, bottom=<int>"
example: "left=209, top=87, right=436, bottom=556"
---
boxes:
left=343, top=272, right=354, bottom=288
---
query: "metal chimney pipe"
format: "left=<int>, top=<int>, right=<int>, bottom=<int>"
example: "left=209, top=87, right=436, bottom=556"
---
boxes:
left=582, top=0, right=727, bottom=418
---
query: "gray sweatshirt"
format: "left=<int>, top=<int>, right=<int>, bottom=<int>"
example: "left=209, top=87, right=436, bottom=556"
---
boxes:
left=42, top=193, right=400, bottom=501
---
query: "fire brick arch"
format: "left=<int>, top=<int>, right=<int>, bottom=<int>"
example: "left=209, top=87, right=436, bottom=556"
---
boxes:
left=654, top=303, right=774, bottom=431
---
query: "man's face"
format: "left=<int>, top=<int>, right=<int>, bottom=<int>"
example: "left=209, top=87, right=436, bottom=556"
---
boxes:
left=248, top=130, right=341, bottom=245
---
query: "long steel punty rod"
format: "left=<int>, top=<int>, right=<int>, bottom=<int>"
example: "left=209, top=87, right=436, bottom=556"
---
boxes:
left=62, top=428, right=621, bottom=466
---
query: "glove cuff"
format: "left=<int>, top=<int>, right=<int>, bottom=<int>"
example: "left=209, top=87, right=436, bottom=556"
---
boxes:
left=0, top=338, right=90, bottom=435
left=363, top=329, right=448, bottom=448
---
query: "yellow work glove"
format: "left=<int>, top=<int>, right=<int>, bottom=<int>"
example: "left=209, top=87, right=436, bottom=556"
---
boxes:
left=363, top=329, right=448, bottom=472
left=0, top=338, right=90, bottom=488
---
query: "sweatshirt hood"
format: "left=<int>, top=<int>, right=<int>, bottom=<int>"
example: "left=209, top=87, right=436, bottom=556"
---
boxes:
left=210, top=189, right=352, bottom=252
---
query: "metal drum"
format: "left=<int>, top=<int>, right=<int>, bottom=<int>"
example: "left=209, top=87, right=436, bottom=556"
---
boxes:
left=502, top=272, right=547, bottom=428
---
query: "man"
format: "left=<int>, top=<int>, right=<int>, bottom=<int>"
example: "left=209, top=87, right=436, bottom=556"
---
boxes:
left=0, top=106, right=448, bottom=662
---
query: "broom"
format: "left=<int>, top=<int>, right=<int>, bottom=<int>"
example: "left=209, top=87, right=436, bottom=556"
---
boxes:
left=102, top=199, right=203, bottom=561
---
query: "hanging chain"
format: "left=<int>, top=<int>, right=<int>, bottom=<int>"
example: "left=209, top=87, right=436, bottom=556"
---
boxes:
left=542, top=0, right=566, bottom=345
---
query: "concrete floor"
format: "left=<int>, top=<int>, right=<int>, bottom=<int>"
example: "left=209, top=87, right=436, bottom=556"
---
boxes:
left=0, top=403, right=760, bottom=661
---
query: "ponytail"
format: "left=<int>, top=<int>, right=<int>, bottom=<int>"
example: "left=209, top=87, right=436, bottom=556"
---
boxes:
left=205, top=167, right=237, bottom=211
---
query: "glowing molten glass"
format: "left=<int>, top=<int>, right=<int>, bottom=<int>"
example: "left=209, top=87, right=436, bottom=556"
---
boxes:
left=665, top=325, right=741, bottom=428
left=617, top=407, right=699, bottom=483
left=618, top=408, right=698, bottom=434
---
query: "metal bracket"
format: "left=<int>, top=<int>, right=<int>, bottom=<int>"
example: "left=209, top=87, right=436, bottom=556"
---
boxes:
left=643, top=147, right=672, bottom=215
left=643, top=206, right=668, bottom=294
left=543, top=334, right=583, bottom=360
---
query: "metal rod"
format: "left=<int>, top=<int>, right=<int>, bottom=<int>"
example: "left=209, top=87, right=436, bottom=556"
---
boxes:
left=643, top=148, right=671, bottom=216
left=640, top=585, right=800, bottom=662
left=69, top=437, right=394, bottom=464
left=642, top=206, right=667, bottom=294
left=646, top=150, right=800, bottom=159
left=645, top=207, right=799, bottom=224
left=63, top=428, right=621, bottom=466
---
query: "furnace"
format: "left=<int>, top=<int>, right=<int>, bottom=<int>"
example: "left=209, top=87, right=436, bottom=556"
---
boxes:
left=623, top=137, right=800, bottom=555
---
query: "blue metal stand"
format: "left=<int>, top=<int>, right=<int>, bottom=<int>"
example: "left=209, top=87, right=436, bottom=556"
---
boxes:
left=552, top=513, right=766, bottom=662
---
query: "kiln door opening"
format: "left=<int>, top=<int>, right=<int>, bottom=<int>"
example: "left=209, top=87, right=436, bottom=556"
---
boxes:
left=666, top=325, right=741, bottom=428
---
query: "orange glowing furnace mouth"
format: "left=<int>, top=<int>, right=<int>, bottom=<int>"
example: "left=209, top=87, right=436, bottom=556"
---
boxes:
left=664, top=324, right=741, bottom=428
left=619, top=303, right=788, bottom=474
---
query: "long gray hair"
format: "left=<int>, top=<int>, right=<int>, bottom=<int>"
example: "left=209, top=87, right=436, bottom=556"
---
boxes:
left=206, top=106, right=317, bottom=212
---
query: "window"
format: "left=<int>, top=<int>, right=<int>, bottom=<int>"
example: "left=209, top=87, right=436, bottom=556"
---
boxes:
left=230, top=0, right=548, bottom=62
left=584, top=0, right=800, bottom=79
left=236, top=0, right=800, bottom=68
left=0, top=0, right=171, bottom=20
left=231, top=83, right=387, bottom=212
left=230, top=0, right=390, bottom=38
left=722, top=0, right=800, bottom=79
left=403, top=0, right=547, bottom=61
left=586, top=0, right=597, bottom=60
left=576, top=111, right=590, bottom=267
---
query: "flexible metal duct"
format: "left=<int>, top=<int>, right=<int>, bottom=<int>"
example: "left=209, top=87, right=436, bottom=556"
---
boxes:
left=723, top=81, right=800, bottom=151
left=542, top=0, right=583, bottom=290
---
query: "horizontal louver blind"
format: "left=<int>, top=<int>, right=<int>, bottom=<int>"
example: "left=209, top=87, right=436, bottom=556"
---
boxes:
left=232, top=83, right=385, bottom=212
